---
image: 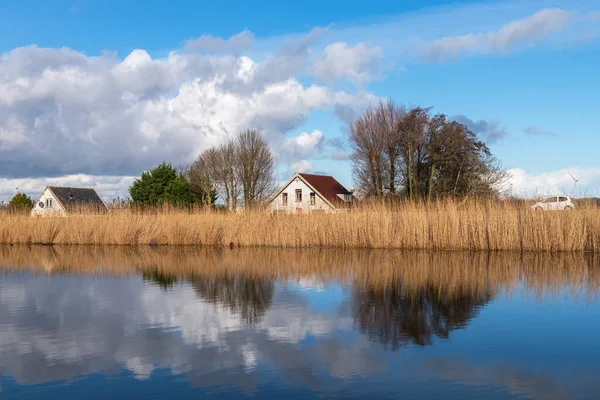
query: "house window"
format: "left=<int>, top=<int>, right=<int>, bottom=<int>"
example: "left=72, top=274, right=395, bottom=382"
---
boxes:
left=282, top=193, right=288, bottom=205
left=46, top=198, right=53, bottom=207
left=295, top=189, right=302, bottom=203
left=310, top=192, right=316, bottom=205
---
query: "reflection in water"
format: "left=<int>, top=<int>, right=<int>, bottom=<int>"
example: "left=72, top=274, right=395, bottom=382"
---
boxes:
left=143, top=269, right=178, bottom=289
left=2, top=246, right=599, bottom=298
left=0, top=246, right=599, bottom=398
left=190, top=274, right=275, bottom=325
left=353, top=283, right=493, bottom=349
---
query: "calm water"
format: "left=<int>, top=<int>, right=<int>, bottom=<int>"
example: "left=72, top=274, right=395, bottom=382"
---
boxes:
left=1, top=246, right=599, bottom=399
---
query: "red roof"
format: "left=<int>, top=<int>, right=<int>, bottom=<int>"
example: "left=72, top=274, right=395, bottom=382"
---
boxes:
left=299, top=173, right=352, bottom=208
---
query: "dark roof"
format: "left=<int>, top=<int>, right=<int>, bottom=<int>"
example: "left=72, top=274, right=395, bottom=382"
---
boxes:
left=299, top=173, right=352, bottom=208
left=48, top=186, right=107, bottom=213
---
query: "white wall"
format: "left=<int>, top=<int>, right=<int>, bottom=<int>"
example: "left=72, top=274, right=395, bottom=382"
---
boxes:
left=269, top=177, right=332, bottom=214
left=31, top=188, right=65, bottom=216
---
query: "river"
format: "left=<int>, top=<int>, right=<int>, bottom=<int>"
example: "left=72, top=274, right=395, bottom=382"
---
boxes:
left=0, top=246, right=599, bottom=399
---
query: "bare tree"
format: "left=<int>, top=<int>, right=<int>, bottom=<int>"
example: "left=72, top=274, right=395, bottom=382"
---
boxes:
left=220, top=141, right=241, bottom=210
left=236, top=129, right=276, bottom=208
left=349, top=102, right=507, bottom=201
left=191, top=130, right=274, bottom=210
left=397, top=106, right=429, bottom=199
left=350, top=107, right=386, bottom=197
left=378, top=101, right=405, bottom=197
left=350, top=100, right=422, bottom=199
left=189, top=148, right=221, bottom=206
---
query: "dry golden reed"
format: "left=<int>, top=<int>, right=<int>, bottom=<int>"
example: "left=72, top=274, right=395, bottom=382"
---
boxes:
left=1, top=245, right=598, bottom=301
left=1, top=200, right=599, bottom=251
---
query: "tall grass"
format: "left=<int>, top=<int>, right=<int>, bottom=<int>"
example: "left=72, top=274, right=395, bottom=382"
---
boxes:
left=1, top=245, right=598, bottom=301
left=1, top=199, right=599, bottom=251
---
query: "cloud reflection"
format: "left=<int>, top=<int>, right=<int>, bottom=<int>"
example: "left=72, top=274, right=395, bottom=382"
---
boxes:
left=0, top=246, right=599, bottom=398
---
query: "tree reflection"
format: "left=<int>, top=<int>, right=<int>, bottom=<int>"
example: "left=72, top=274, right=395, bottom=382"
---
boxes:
left=190, top=274, right=275, bottom=325
left=352, top=281, right=493, bottom=349
left=142, top=269, right=177, bottom=289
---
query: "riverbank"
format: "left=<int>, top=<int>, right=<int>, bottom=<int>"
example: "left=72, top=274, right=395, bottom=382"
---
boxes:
left=1, top=201, right=599, bottom=251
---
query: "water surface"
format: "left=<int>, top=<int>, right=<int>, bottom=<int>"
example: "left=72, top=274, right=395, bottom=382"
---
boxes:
left=1, top=246, right=599, bottom=399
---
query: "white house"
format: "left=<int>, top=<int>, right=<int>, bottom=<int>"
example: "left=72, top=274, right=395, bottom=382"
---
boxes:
left=269, top=173, right=355, bottom=214
left=31, top=186, right=108, bottom=216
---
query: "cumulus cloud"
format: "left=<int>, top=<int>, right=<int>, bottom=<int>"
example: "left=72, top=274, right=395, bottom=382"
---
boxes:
left=452, top=115, right=507, bottom=144
left=524, top=125, right=556, bottom=136
left=507, top=167, right=600, bottom=197
left=226, top=26, right=330, bottom=94
left=281, top=130, right=325, bottom=160
left=0, top=43, right=374, bottom=201
left=420, top=8, right=572, bottom=61
left=184, top=29, right=255, bottom=54
left=312, top=42, right=383, bottom=85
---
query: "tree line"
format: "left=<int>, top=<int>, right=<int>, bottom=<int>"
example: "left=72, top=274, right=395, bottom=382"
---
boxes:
left=129, top=129, right=276, bottom=209
left=349, top=100, right=507, bottom=201
left=128, top=100, right=507, bottom=208
left=4, top=100, right=507, bottom=212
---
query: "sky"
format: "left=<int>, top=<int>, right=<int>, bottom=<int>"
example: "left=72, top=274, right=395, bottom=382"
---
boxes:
left=0, top=0, right=599, bottom=202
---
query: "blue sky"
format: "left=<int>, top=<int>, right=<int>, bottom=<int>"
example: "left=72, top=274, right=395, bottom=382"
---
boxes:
left=0, top=0, right=599, bottom=201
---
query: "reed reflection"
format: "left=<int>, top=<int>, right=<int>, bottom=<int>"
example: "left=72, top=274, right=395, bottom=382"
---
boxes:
left=2, top=246, right=599, bottom=338
left=2, top=245, right=597, bottom=302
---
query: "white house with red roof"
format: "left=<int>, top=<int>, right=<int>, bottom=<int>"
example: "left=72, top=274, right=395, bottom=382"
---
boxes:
left=269, top=173, right=355, bottom=214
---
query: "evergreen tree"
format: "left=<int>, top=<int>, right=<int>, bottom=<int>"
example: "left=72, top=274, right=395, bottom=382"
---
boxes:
left=8, top=192, right=34, bottom=211
left=129, top=161, right=216, bottom=208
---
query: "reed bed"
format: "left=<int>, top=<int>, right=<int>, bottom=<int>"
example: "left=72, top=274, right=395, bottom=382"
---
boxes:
left=1, top=245, right=599, bottom=302
left=1, top=200, right=600, bottom=251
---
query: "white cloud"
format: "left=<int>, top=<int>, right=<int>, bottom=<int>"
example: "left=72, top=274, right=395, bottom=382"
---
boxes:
left=184, top=29, right=255, bottom=54
left=507, top=167, right=600, bottom=197
left=420, top=8, right=572, bottom=61
left=312, top=42, right=383, bottom=85
left=281, top=130, right=325, bottom=160
left=0, top=43, right=374, bottom=200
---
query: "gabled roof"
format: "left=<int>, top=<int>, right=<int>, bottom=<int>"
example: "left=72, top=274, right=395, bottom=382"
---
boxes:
left=298, top=173, right=352, bottom=207
left=47, top=186, right=107, bottom=213
left=270, top=173, right=353, bottom=209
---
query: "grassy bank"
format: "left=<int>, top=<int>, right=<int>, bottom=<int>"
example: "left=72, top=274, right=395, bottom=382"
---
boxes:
left=1, top=200, right=600, bottom=251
